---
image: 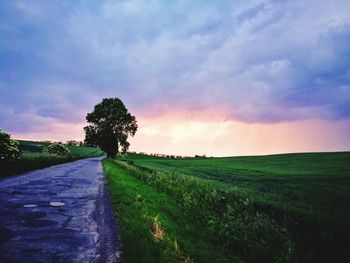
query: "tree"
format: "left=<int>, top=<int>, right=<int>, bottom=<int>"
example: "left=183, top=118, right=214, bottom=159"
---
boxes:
left=43, top=144, right=72, bottom=157
left=0, top=129, right=20, bottom=160
left=84, top=98, right=137, bottom=158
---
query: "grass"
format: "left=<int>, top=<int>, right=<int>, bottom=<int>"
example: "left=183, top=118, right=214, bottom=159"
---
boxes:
left=0, top=140, right=104, bottom=178
left=104, top=152, right=350, bottom=263
left=103, top=159, right=234, bottom=263
left=124, top=152, right=350, bottom=223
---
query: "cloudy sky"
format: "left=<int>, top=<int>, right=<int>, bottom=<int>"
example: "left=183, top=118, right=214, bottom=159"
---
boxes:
left=1, top=0, right=350, bottom=156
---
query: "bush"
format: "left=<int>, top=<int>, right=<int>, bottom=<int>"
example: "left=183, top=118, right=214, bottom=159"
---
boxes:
left=0, top=129, right=20, bottom=160
left=42, top=143, right=72, bottom=157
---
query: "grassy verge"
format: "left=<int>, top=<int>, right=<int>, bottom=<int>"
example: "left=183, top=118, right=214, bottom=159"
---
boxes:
left=0, top=141, right=104, bottom=178
left=103, top=159, right=293, bottom=263
left=103, top=159, right=234, bottom=263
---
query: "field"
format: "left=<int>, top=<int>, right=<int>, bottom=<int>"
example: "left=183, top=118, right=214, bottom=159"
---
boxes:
left=0, top=140, right=104, bottom=178
left=103, top=152, right=350, bottom=263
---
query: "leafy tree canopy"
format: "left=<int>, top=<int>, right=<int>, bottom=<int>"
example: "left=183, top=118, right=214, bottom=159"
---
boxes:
left=43, top=144, right=72, bottom=157
left=0, top=129, right=20, bottom=160
left=84, top=98, right=138, bottom=158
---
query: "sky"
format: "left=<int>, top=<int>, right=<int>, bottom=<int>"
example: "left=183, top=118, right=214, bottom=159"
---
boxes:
left=1, top=0, right=350, bottom=156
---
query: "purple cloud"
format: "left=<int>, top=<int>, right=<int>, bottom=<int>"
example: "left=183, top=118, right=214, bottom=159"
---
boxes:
left=1, top=0, right=350, bottom=134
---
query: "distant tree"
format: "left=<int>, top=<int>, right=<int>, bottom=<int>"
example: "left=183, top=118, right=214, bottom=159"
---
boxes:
left=40, top=140, right=52, bottom=144
left=66, top=140, right=80, bottom=146
left=43, top=144, right=72, bottom=157
left=84, top=98, right=138, bottom=158
left=0, top=129, right=20, bottom=160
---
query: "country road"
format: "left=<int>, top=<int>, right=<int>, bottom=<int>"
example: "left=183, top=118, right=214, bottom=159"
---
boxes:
left=0, top=157, right=120, bottom=263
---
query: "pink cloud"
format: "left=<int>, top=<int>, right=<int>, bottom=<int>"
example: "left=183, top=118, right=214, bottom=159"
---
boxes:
left=129, top=115, right=350, bottom=156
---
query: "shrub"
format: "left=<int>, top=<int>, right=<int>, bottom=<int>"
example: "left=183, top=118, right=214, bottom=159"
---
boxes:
left=42, top=143, right=72, bottom=157
left=0, top=129, right=20, bottom=160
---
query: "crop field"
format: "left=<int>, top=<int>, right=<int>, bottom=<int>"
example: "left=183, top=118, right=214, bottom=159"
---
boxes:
left=125, top=152, right=350, bottom=222
left=0, top=140, right=104, bottom=178
left=104, top=152, right=350, bottom=263
left=17, top=140, right=104, bottom=157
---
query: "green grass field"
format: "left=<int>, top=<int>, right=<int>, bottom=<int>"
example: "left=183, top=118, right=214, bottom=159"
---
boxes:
left=103, top=160, right=233, bottom=263
left=0, top=140, right=104, bottom=178
left=124, top=152, right=350, bottom=223
left=104, top=152, right=350, bottom=263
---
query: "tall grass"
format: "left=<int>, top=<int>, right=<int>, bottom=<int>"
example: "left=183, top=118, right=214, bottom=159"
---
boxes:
left=104, top=159, right=231, bottom=263
left=109, top=159, right=294, bottom=262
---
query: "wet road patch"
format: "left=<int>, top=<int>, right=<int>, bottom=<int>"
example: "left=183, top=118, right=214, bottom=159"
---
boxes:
left=23, top=219, right=58, bottom=228
left=22, top=204, right=38, bottom=208
left=19, top=211, right=47, bottom=220
left=49, top=201, right=65, bottom=207
left=0, top=157, right=119, bottom=262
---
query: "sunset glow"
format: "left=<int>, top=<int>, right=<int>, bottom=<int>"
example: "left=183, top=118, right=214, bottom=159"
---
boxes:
left=12, top=111, right=350, bottom=156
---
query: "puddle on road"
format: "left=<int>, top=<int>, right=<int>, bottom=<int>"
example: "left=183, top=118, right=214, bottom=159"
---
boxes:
left=49, top=201, right=65, bottom=207
left=23, top=204, right=38, bottom=208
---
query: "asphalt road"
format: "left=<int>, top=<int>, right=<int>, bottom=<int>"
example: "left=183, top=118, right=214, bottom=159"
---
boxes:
left=0, top=157, right=120, bottom=263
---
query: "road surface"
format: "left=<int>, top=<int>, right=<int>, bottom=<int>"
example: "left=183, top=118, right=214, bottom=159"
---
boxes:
left=0, top=157, right=120, bottom=263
